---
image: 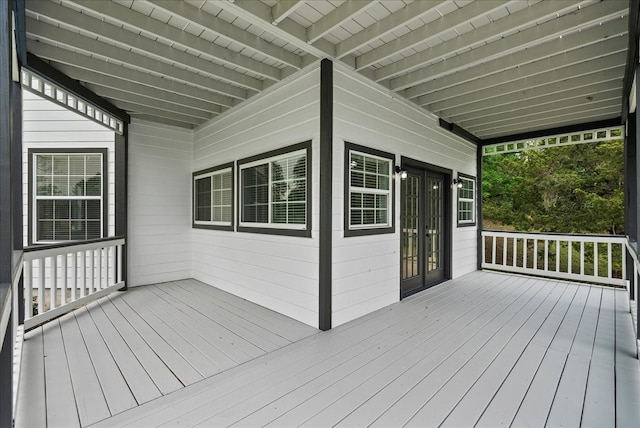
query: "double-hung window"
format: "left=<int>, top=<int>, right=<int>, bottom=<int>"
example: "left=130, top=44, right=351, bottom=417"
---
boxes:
left=457, top=174, right=476, bottom=226
left=238, top=142, right=311, bottom=236
left=30, top=150, right=106, bottom=243
left=193, top=163, right=233, bottom=230
left=345, top=143, right=394, bottom=237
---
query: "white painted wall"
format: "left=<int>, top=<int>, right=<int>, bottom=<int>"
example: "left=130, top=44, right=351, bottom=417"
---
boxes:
left=22, top=90, right=115, bottom=246
left=332, top=63, right=478, bottom=327
left=192, top=63, right=321, bottom=328
left=127, top=119, right=193, bottom=287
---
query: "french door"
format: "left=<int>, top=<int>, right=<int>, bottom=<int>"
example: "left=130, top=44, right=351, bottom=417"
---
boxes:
left=400, top=165, right=450, bottom=297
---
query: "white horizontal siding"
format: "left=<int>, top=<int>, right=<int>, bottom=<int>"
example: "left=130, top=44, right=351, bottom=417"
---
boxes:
left=127, top=119, right=193, bottom=286
left=332, top=63, right=478, bottom=327
left=192, top=63, right=321, bottom=328
left=22, top=90, right=116, bottom=247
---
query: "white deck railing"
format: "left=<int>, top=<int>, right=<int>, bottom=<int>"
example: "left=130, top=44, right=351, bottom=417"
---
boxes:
left=481, top=231, right=628, bottom=286
left=22, top=237, right=125, bottom=330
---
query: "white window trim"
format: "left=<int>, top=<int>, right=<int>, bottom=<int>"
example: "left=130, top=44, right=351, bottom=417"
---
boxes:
left=457, top=175, right=476, bottom=225
left=239, top=148, right=307, bottom=230
left=348, top=150, right=392, bottom=230
left=32, top=152, right=105, bottom=244
left=193, top=167, right=233, bottom=227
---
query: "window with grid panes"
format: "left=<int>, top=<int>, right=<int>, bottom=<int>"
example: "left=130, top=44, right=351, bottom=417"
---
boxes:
left=457, top=175, right=476, bottom=225
left=348, top=150, right=392, bottom=229
left=32, top=152, right=105, bottom=242
left=239, top=147, right=308, bottom=230
left=193, top=164, right=233, bottom=229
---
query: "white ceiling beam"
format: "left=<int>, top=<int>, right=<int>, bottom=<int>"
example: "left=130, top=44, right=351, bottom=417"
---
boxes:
left=335, top=0, right=447, bottom=59
left=83, top=83, right=214, bottom=121
left=272, top=1, right=305, bottom=26
left=220, top=0, right=332, bottom=59
left=28, top=1, right=263, bottom=92
left=404, top=18, right=626, bottom=100
left=26, top=16, right=249, bottom=100
left=27, top=41, right=235, bottom=109
left=66, top=0, right=282, bottom=82
left=450, top=80, right=622, bottom=125
left=471, top=105, right=621, bottom=138
left=307, top=1, right=374, bottom=44
left=355, top=0, right=507, bottom=71
left=418, top=35, right=627, bottom=108
left=460, top=90, right=621, bottom=130
left=375, top=0, right=583, bottom=82
left=103, top=99, right=206, bottom=127
left=439, top=65, right=625, bottom=120
left=146, top=0, right=302, bottom=69
left=51, top=62, right=222, bottom=115
left=426, top=53, right=626, bottom=114
left=390, top=0, right=627, bottom=93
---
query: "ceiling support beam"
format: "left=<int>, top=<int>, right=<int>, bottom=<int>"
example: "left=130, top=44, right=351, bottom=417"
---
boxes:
left=219, top=0, right=332, bottom=59
left=356, top=0, right=506, bottom=71
left=375, top=0, right=582, bottom=82
left=335, top=0, right=446, bottom=59
left=272, top=0, right=305, bottom=26
left=408, top=18, right=626, bottom=101
left=450, top=80, right=622, bottom=125
left=307, top=1, right=374, bottom=44
left=147, top=0, right=303, bottom=69
left=66, top=0, right=282, bottom=82
left=52, top=63, right=221, bottom=115
left=418, top=35, right=627, bottom=107
left=27, top=42, right=235, bottom=109
left=28, top=1, right=263, bottom=91
left=427, top=56, right=626, bottom=114
left=473, top=107, right=622, bottom=138
left=84, top=83, right=214, bottom=122
left=105, top=99, right=205, bottom=127
left=392, top=0, right=627, bottom=93
left=26, top=17, right=249, bottom=100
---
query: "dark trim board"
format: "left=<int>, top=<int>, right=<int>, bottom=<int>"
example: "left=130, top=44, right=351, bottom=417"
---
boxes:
left=114, top=124, right=127, bottom=288
left=438, top=118, right=481, bottom=145
left=476, top=144, right=484, bottom=270
left=481, top=118, right=622, bottom=146
left=622, top=0, right=639, bottom=119
left=25, top=53, right=130, bottom=123
left=318, top=58, right=332, bottom=331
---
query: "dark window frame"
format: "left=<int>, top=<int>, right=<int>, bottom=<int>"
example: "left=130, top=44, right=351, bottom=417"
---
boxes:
left=237, top=141, right=312, bottom=238
left=456, top=172, right=476, bottom=227
left=192, top=162, right=234, bottom=231
left=344, top=142, right=395, bottom=237
left=28, top=147, right=108, bottom=245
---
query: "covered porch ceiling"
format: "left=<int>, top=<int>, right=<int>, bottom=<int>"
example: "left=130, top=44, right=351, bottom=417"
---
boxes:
left=24, top=0, right=630, bottom=139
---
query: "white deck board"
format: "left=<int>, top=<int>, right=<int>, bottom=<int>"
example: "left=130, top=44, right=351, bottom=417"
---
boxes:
left=15, top=330, right=46, bottom=428
left=14, top=273, right=640, bottom=428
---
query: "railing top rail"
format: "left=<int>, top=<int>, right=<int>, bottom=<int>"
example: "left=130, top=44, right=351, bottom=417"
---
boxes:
left=24, top=236, right=125, bottom=253
left=482, top=229, right=627, bottom=239
left=23, top=236, right=125, bottom=261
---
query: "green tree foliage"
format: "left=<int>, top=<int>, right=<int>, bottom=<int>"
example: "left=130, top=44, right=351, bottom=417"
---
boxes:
left=483, top=140, right=624, bottom=234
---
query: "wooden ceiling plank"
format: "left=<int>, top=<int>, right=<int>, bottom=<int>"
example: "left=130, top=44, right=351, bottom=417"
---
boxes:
left=67, top=0, right=282, bottom=82
left=307, top=1, right=375, bottom=44
left=25, top=16, right=249, bottom=100
left=272, top=0, right=306, bottom=26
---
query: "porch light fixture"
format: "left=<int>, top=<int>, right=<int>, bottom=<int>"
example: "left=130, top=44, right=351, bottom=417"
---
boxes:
left=394, top=165, right=407, bottom=179
left=452, top=178, right=464, bottom=188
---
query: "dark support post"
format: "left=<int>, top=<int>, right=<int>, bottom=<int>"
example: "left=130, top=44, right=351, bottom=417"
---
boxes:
left=0, top=0, right=14, bottom=424
left=477, top=146, right=483, bottom=270
left=626, top=112, right=637, bottom=300
left=115, top=124, right=128, bottom=289
left=319, top=59, right=333, bottom=331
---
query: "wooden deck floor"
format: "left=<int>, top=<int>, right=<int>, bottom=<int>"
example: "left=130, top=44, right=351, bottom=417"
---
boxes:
left=15, top=272, right=640, bottom=427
